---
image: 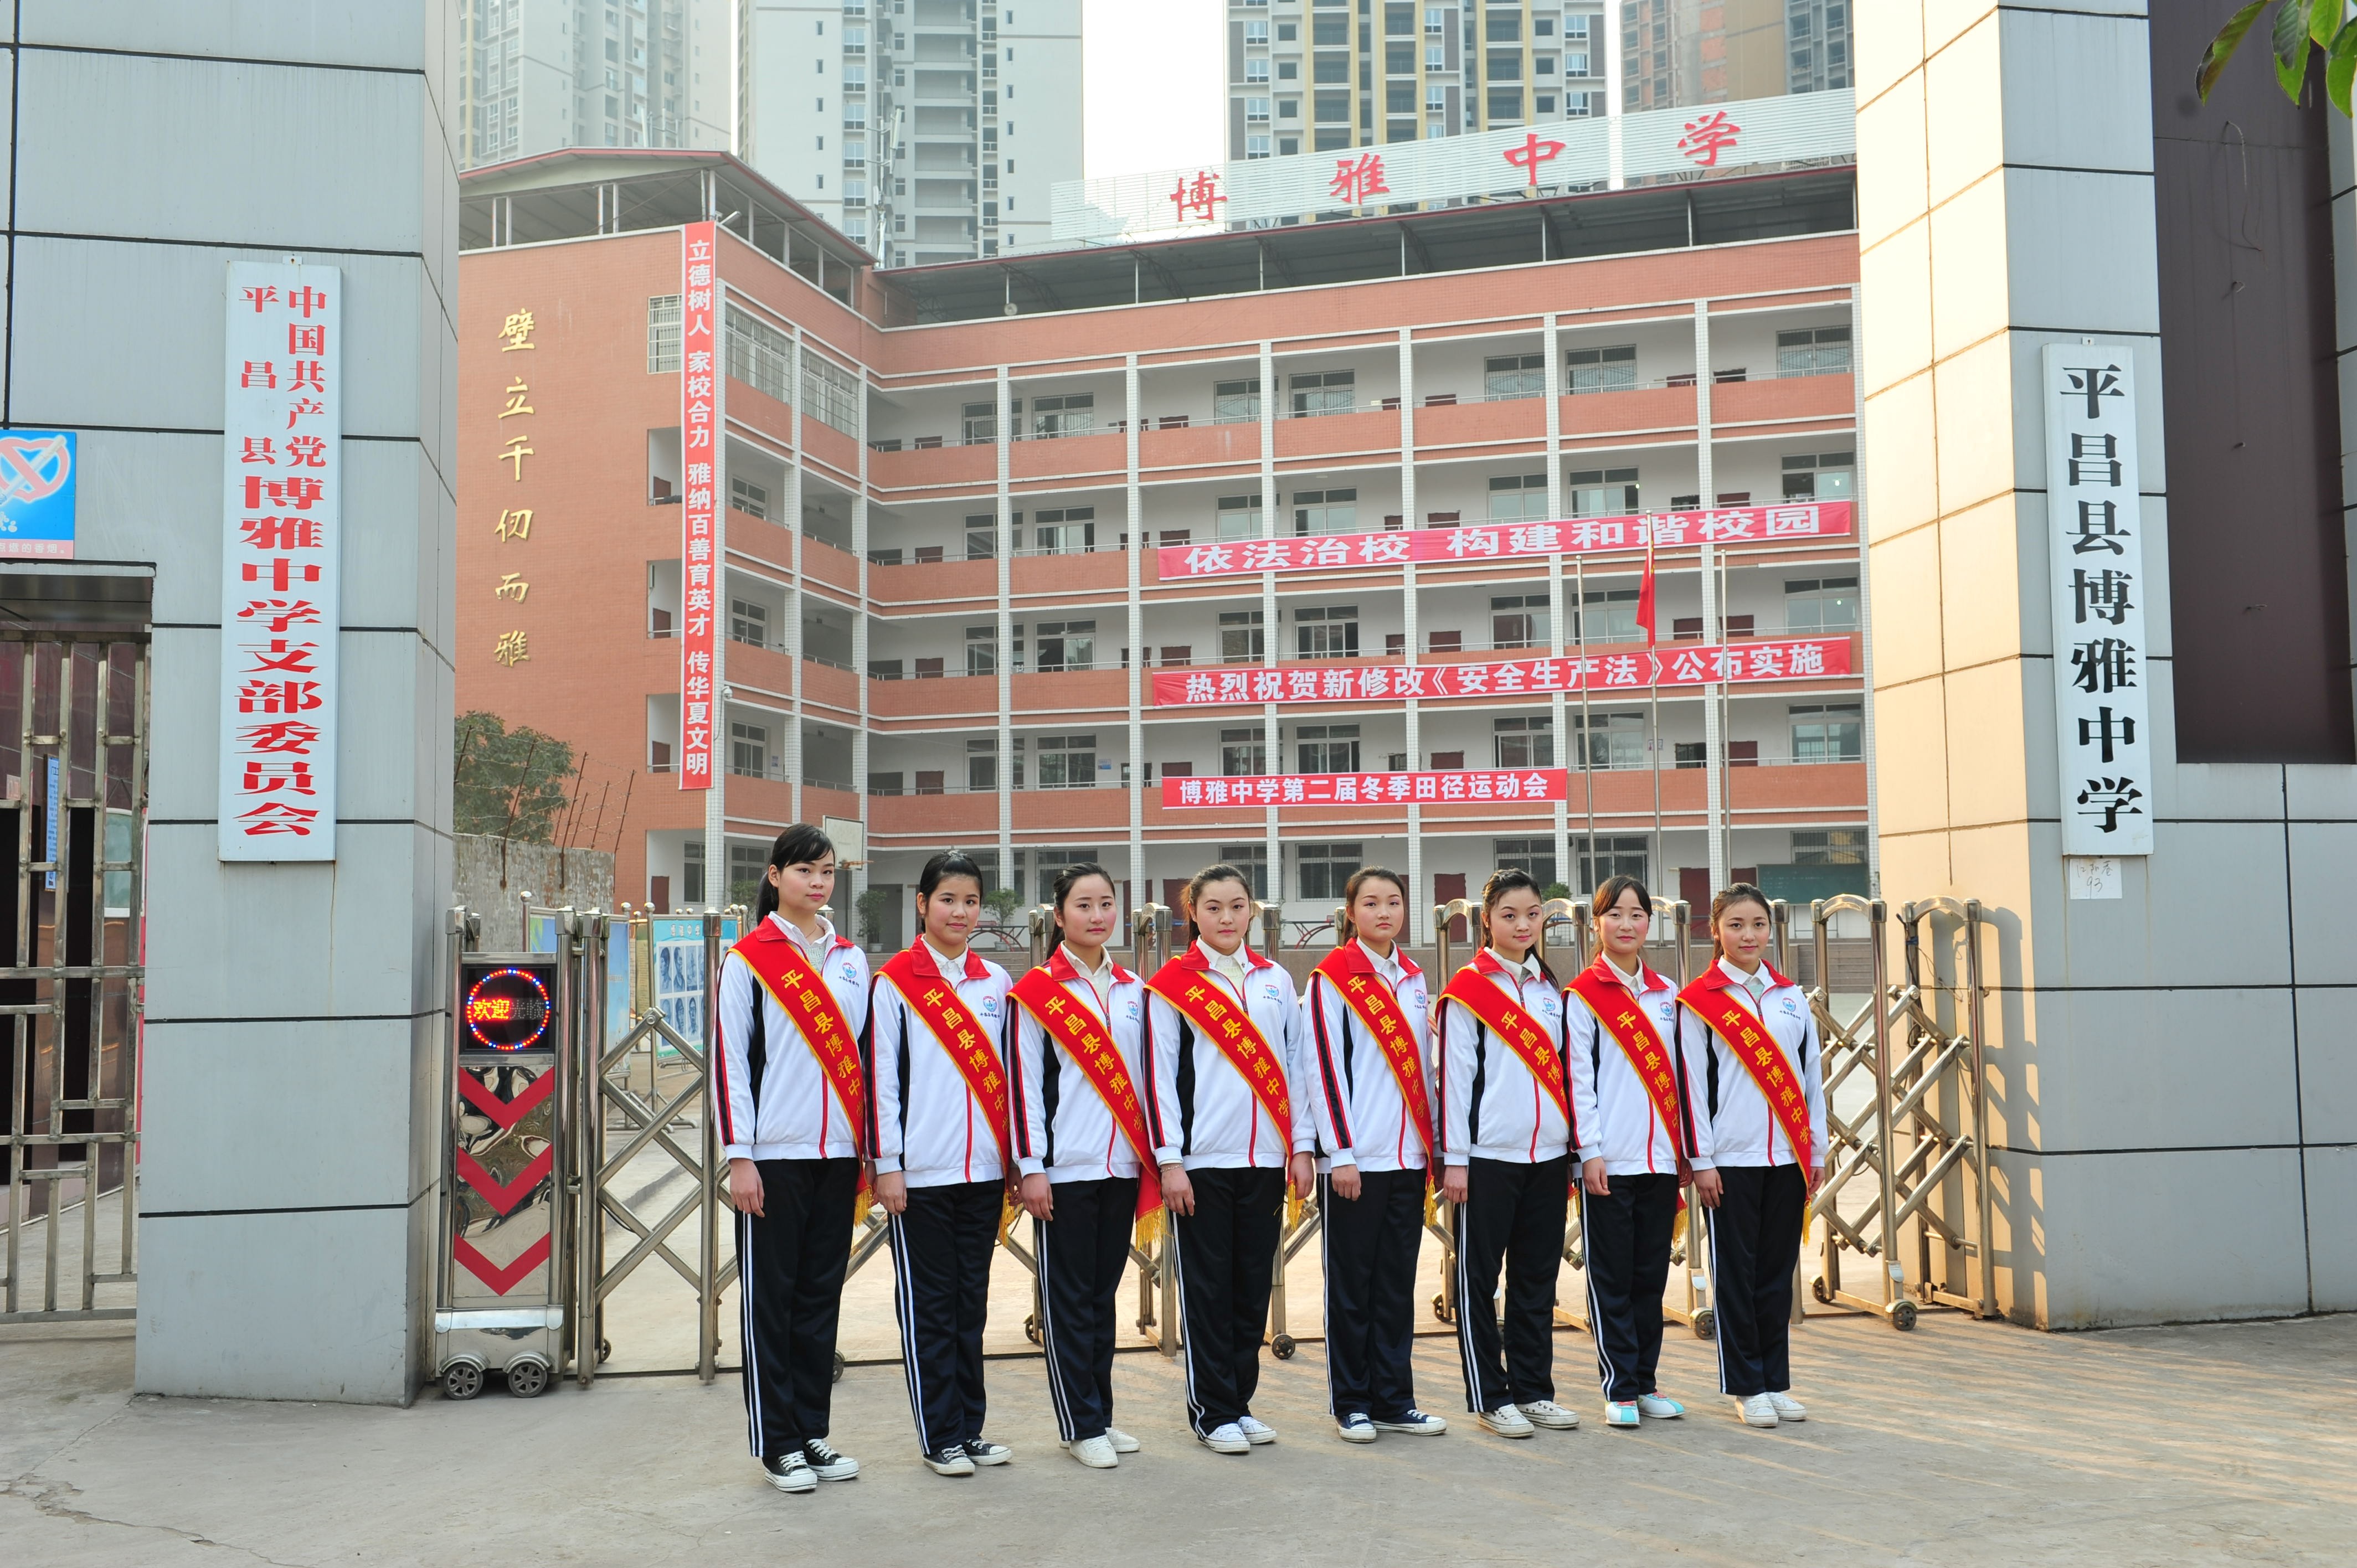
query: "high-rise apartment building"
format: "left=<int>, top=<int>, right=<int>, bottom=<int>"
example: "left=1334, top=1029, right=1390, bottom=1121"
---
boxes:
left=456, top=0, right=733, bottom=170
left=1620, top=0, right=1845, bottom=114
left=1224, top=0, right=1610, bottom=162
left=741, top=0, right=1082, bottom=265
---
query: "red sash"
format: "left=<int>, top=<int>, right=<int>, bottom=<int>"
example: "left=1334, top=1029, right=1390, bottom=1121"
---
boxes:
left=1008, top=967, right=1164, bottom=1218
left=732, top=922, right=866, bottom=1162
left=879, top=946, right=1012, bottom=1173
left=1679, top=967, right=1812, bottom=1169
left=1146, top=953, right=1291, bottom=1137
left=1566, top=961, right=1683, bottom=1152
left=1440, top=956, right=1571, bottom=1132
left=1314, top=945, right=1435, bottom=1165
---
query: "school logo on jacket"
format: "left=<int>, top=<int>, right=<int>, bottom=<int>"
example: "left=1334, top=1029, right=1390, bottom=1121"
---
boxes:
left=1260, top=982, right=1286, bottom=1005
left=978, top=996, right=1001, bottom=1020
left=1125, top=998, right=1143, bottom=1022
left=1779, top=996, right=1802, bottom=1018
left=837, top=960, right=862, bottom=983
left=1532, top=994, right=1563, bottom=1020
left=1655, top=1001, right=1676, bottom=1025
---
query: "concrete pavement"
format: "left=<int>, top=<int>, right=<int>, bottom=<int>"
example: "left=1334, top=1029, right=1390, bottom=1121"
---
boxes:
left=6, top=1309, right=2355, bottom=1566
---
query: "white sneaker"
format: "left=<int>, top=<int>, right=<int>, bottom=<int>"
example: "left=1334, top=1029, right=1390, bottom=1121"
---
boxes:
left=1635, top=1393, right=1685, bottom=1420
left=801, top=1437, right=860, bottom=1481
left=1604, top=1401, right=1640, bottom=1428
left=1104, top=1426, right=1141, bottom=1454
left=1766, top=1391, right=1807, bottom=1422
left=1336, top=1412, right=1377, bottom=1443
left=1198, top=1422, right=1252, bottom=1454
left=1064, top=1435, right=1119, bottom=1468
left=1478, top=1404, right=1535, bottom=1438
left=922, top=1446, right=975, bottom=1477
left=1237, top=1416, right=1278, bottom=1445
left=1372, top=1410, right=1449, bottom=1436
left=1737, top=1393, right=1780, bottom=1428
left=760, top=1453, right=817, bottom=1493
left=1521, top=1399, right=1581, bottom=1430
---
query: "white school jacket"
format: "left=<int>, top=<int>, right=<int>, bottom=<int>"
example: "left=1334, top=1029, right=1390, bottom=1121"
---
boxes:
left=1145, top=941, right=1319, bottom=1172
left=1563, top=955, right=1686, bottom=1177
left=1305, top=940, right=1433, bottom=1174
left=1437, top=950, right=1572, bottom=1166
left=1676, top=958, right=1828, bottom=1171
left=867, top=940, right=1016, bottom=1188
left=1008, top=946, right=1174, bottom=1184
left=714, top=912, right=873, bottom=1163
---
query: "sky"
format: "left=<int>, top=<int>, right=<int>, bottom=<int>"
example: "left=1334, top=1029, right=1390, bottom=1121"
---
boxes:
left=1082, top=0, right=1224, bottom=180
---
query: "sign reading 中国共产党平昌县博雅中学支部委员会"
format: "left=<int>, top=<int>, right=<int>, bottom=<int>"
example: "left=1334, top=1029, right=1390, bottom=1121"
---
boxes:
left=218, top=262, right=341, bottom=862
left=2042, top=342, right=2152, bottom=858
left=0, top=430, right=77, bottom=559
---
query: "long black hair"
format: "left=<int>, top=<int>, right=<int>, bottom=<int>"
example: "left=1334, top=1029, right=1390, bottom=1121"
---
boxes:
left=1047, top=860, right=1116, bottom=951
left=753, top=823, right=835, bottom=923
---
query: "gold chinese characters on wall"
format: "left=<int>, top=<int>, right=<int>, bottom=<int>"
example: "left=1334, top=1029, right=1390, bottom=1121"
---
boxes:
left=492, top=308, right=535, bottom=668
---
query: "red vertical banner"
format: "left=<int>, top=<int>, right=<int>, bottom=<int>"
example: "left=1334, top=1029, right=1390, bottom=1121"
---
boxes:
left=679, top=223, right=718, bottom=792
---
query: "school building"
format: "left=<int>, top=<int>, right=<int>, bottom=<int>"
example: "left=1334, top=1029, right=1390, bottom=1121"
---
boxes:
left=455, top=143, right=1869, bottom=945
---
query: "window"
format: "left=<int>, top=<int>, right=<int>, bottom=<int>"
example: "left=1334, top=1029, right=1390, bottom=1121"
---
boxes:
left=1494, top=837, right=1556, bottom=886
left=1576, top=835, right=1648, bottom=893
left=1777, top=325, right=1852, bottom=378
left=1488, top=86, right=1525, bottom=121
left=1784, top=576, right=1860, bottom=633
left=1314, top=13, right=1349, bottom=44
left=730, top=475, right=769, bottom=520
left=963, top=398, right=1017, bottom=445
left=1296, top=724, right=1361, bottom=773
left=1035, top=618, right=1097, bottom=671
left=1247, top=58, right=1270, bottom=82
left=1386, top=41, right=1416, bottom=73
left=1295, top=604, right=1360, bottom=659
left=1425, top=6, right=1445, bottom=33
left=1493, top=715, right=1555, bottom=767
left=1572, top=710, right=1648, bottom=770
left=1567, top=343, right=1637, bottom=393
left=1214, top=379, right=1262, bottom=423
left=1792, top=828, right=1867, bottom=865
left=1576, top=587, right=1640, bottom=643
left=1216, top=843, right=1272, bottom=899
left=1491, top=592, right=1550, bottom=649
left=1035, top=731, right=1098, bottom=787
left=1216, top=493, right=1264, bottom=539
left=1220, top=610, right=1265, bottom=663
left=1296, top=842, right=1363, bottom=902
left=728, top=843, right=771, bottom=907
left=1032, top=506, right=1096, bottom=555
left=1031, top=393, right=1094, bottom=439
left=729, top=720, right=770, bottom=779
left=1485, top=352, right=1545, bottom=400
left=723, top=305, right=791, bottom=403
left=1486, top=472, right=1549, bottom=522
left=800, top=354, right=859, bottom=435
left=1566, top=466, right=1640, bottom=518
left=1781, top=449, right=1856, bottom=502
left=1221, top=726, right=1268, bottom=776
left=965, top=622, right=1003, bottom=677
left=964, top=513, right=998, bottom=560
left=647, top=293, right=681, bottom=373
left=1291, top=487, right=1358, bottom=535
left=1279, top=19, right=1298, bottom=40
left=1565, top=50, right=1590, bottom=75
left=967, top=737, right=1024, bottom=791
left=1486, top=11, right=1522, bottom=40
left=1790, top=703, right=1864, bottom=764
left=1315, top=55, right=1351, bottom=83
left=729, top=597, right=770, bottom=648
left=1247, top=132, right=1273, bottom=158
left=1288, top=369, right=1356, bottom=417
left=1245, top=18, right=1270, bottom=44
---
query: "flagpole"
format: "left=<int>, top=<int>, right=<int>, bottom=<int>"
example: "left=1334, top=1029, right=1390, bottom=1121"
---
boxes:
left=1644, top=524, right=1663, bottom=909
left=1576, top=552, right=1594, bottom=890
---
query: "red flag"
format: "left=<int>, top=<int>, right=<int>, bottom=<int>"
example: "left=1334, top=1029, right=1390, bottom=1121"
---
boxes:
left=1636, top=527, right=1659, bottom=646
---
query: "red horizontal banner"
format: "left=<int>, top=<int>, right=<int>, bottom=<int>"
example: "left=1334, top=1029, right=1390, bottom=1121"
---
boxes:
left=1155, top=502, right=1852, bottom=581
left=1150, top=637, right=1851, bottom=709
left=1162, top=769, right=1569, bottom=809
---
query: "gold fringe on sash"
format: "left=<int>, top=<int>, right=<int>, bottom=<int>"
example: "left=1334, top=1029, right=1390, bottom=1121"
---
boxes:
left=997, top=1192, right=1023, bottom=1248
left=1134, top=1206, right=1165, bottom=1251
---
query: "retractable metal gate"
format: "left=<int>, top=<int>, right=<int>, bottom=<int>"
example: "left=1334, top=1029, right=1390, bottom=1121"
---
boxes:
left=2, top=633, right=146, bottom=1324
left=1887, top=898, right=1998, bottom=1320
left=1800, top=894, right=1913, bottom=1327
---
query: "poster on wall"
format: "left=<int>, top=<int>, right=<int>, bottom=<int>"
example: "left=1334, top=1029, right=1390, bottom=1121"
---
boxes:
left=2042, top=342, right=2153, bottom=857
left=218, top=262, right=341, bottom=861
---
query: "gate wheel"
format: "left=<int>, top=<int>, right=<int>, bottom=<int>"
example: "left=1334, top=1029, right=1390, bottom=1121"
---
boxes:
left=506, top=1358, right=549, bottom=1399
left=1810, top=1275, right=1831, bottom=1305
left=442, top=1361, right=485, bottom=1401
left=1272, top=1333, right=1296, bottom=1360
left=1887, top=1299, right=1918, bottom=1332
left=1430, top=1291, right=1454, bottom=1325
left=596, top=1338, right=611, bottom=1366
left=1691, top=1307, right=1716, bottom=1341
left=832, top=1351, right=847, bottom=1383
left=1023, top=1313, right=1043, bottom=1345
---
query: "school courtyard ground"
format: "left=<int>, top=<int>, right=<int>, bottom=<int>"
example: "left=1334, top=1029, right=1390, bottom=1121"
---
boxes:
left=4, top=1307, right=2351, bottom=1566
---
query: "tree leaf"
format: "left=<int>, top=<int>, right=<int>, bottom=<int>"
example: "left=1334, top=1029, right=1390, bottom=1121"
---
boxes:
left=2312, top=0, right=2345, bottom=47
left=2331, top=19, right=2357, bottom=114
left=2276, top=0, right=2315, bottom=101
left=2199, top=1, right=2271, bottom=101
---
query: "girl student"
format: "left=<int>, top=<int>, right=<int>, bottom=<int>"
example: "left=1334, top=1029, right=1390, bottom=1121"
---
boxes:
left=1562, top=874, right=1689, bottom=1430
left=867, top=850, right=1016, bottom=1478
left=1306, top=865, right=1448, bottom=1445
left=716, top=824, right=874, bottom=1494
left=1435, top=868, right=1582, bottom=1439
left=1144, top=863, right=1319, bottom=1456
left=1007, top=862, right=1173, bottom=1470
left=1677, top=882, right=1826, bottom=1431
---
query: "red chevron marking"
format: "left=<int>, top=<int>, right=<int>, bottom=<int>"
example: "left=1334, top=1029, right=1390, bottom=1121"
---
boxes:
left=452, top=1232, right=552, bottom=1297
left=457, top=1067, right=555, bottom=1131
left=456, top=1147, right=554, bottom=1216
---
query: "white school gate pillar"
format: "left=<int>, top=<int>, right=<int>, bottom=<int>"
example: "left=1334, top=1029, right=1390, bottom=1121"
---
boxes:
left=1859, top=7, right=2357, bottom=1326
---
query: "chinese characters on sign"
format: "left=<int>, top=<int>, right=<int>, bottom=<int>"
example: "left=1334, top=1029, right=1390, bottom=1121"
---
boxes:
left=1164, top=769, right=1569, bottom=810
left=1150, top=638, right=1849, bottom=709
left=1169, top=171, right=1226, bottom=224
left=0, top=431, right=76, bottom=558
left=218, top=264, right=341, bottom=860
left=1329, top=152, right=1390, bottom=207
left=1155, top=502, right=1852, bottom=581
left=1675, top=110, right=1742, bottom=168
left=1503, top=131, right=1566, bottom=187
left=2042, top=343, right=2152, bottom=856
left=678, top=222, right=721, bottom=792
left=490, top=307, right=538, bottom=668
